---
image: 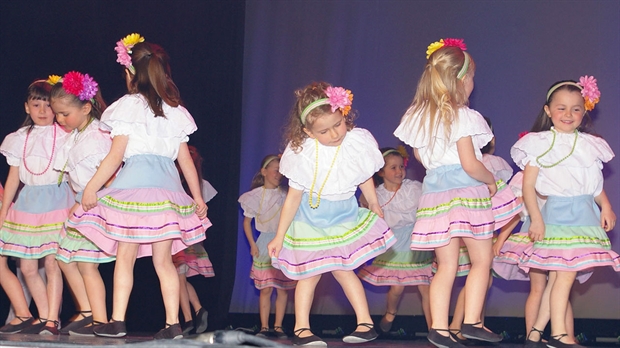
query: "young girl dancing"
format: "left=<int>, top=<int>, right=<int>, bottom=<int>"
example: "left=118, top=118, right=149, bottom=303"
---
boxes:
left=66, top=34, right=210, bottom=339
left=49, top=72, right=114, bottom=336
left=173, top=145, right=216, bottom=335
left=357, top=147, right=432, bottom=332
left=239, top=154, right=296, bottom=339
left=511, top=76, right=619, bottom=348
left=267, top=82, right=395, bottom=346
left=394, top=38, right=514, bottom=347
left=0, top=80, right=73, bottom=334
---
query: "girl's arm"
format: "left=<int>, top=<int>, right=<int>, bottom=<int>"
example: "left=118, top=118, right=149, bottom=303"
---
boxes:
left=267, top=187, right=303, bottom=258
left=81, top=135, right=128, bottom=211
left=177, top=143, right=207, bottom=218
left=493, top=213, right=521, bottom=256
left=456, top=136, right=497, bottom=196
left=595, top=189, right=616, bottom=232
left=243, top=217, right=259, bottom=258
left=358, top=193, right=369, bottom=208
left=0, top=166, right=20, bottom=226
left=359, top=177, right=383, bottom=218
left=523, top=164, right=544, bottom=241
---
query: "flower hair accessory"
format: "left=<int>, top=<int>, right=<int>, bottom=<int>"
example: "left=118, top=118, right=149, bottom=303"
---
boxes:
left=546, top=75, right=601, bottom=111
left=426, top=38, right=469, bottom=79
left=115, top=33, right=145, bottom=73
left=299, top=86, right=354, bottom=125
left=47, top=75, right=62, bottom=86
left=61, top=71, right=98, bottom=102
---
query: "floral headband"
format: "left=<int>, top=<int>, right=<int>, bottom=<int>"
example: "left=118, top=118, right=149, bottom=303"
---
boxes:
left=300, top=86, right=353, bottom=125
left=382, top=145, right=410, bottom=167
left=115, top=33, right=145, bottom=74
left=426, top=38, right=470, bottom=79
left=262, top=154, right=281, bottom=169
left=546, top=76, right=600, bottom=111
left=47, top=72, right=98, bottom=102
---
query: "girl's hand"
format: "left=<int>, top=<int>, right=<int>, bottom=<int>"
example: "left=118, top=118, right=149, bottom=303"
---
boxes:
left=487, top=182, right=497, bottom=197
left=528, top=219, right=545, bottom=242
left=81, top=189, right=99, bottom=211
left=194, top=198, right=208, bottom=219
left=250, top=244, right=259, bottom=258
left=600, top=207, right=617, bottom=232
left=492, top=239, right=505, bottom=257
left=267, top=237, right=283, bottom=259
left=368, top=202, right=384, bottom=218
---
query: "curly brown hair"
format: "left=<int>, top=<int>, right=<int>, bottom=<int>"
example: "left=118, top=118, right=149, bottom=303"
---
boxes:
left=282, top=81, right=356, bottom=153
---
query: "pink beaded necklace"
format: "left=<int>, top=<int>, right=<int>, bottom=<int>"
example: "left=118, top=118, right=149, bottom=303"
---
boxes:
left=22, top=124, right=57, bottom=176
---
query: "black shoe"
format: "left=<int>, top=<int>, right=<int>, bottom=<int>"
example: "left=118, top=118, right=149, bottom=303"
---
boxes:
left=292, top=328, right=327, bottom=346
left=194, top=308, right=208, bottom=334
left=93, top=319, right=127, bottom=338
left=461, top=322, right=502, bottom=342
left=39, top=320, right=60, bottom=335
left=69, top=321, right=106, bottom=337
left=428, top=328, right=467, bottom=348
left=0, top=316, right=34, bottom=334
left=547, top=334, right=585, bottom=348
left=256, top=327, right=270, bottom=338
left=60, top=311, right=93, bottom=334
left=342, top=323, right=378, bottom=343
left=182, top=320, right=194, bottom=335
left=379, top=312, right=396, bottom=333
left=154, top=323, right=183, bottom=340
left=524, top=327, right=547, bottom=348
left=274, top=326, right=288, bottom=339
left=449, top=329, right=475, bottom=346
left=19, top=318, right=49, bottom=334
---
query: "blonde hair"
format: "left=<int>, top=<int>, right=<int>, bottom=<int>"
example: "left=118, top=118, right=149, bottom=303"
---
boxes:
left=403, top=46, right=474, bottom=150
left=282, top=81, right=356, bottom=153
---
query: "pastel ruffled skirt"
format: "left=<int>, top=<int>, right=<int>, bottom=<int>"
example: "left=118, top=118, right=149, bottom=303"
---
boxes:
left=271, top=193, right=395, bottom=280
left=412, top=165, right=521, bottom=250
left=0, top=182, right=74, bottom=259
left=67, top=155, right=211, bottom=258
left=517, top=195, right=620, bottom=281
left=358, top=224, right=433, bottom=286
left=173, top=243, right=214, bottom=278
left=250, top=232, right=296, bottom=290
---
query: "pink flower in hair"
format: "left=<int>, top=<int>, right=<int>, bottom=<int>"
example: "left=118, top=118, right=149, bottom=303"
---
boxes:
left=442, top=38, right=467, bottom=51
left=78, top=74, right=98, bottom=101
left=519, top=131, right=529, bottom=139
left=115, top=41, right=133, bottom=68
left=325, top=86, right=353, bottom=116
left=63, top=71, right=85, bottom=97
left=578, top=75, right=600, bottom=111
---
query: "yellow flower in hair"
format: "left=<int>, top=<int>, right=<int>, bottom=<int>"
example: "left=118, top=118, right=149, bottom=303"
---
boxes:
left=426, top=39, right=445, bottom=59
left=121, top=33, right=145, bottom=48
left=47, top=75, right=62, bottom=85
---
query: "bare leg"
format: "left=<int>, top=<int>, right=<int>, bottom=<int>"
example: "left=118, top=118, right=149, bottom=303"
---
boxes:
left=178, top=273, right=192, bottom=323
left=460, top=238, right=493, bottom=325
left=43, top=255, right=63, bottom=326
left=58, top=261, right=92, bottom=320
left=430, top=238, right=460, bottom=337
left=152, top=240, right=179, bottom=326
left=110, top=242, right=139, bottom=321
left=0, top=256, right=32, bottom=325
left=418, top=284, right=431, bottom=330
left=274, top=288, right=288, bottom=329
left=385, top=285, right=405, bottom=322
left=449, top=287, right=465, bottom=335
left=332, top=270, right=372, bottom=332
left=77, top=262, right=107, bottom=324
left=20, top=258, right=49, bottom=319
left=526, top=269, right=547, bottom=337
left=259, top=287, right=273, bottom=329
left=550, top=271, right=577, bottom=344
left=293, top=275, right=321, bottom=338
left=186, top=282, right=202, bottom=312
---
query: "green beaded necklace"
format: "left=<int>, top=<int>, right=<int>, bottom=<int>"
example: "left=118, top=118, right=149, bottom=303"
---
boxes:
left=535, top=128, right=578, bottom=168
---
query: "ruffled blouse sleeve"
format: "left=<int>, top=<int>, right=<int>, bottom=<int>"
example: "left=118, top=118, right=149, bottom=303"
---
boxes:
left=0, top=127, right=27, bottom=166
left=238, top=187, right=260, bottom=218
left=450, top=108, right=493, bottom=149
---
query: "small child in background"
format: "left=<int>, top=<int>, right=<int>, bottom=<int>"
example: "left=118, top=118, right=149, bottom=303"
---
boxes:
left=268, top=82, right=395, bottom=346
left=358, top=147, right=432, bottom=332
left=173, top=145, right=216, bottom=335
left=239, top=154, right=296, bottom=339
left=0, top=79, right=74, bottom=334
